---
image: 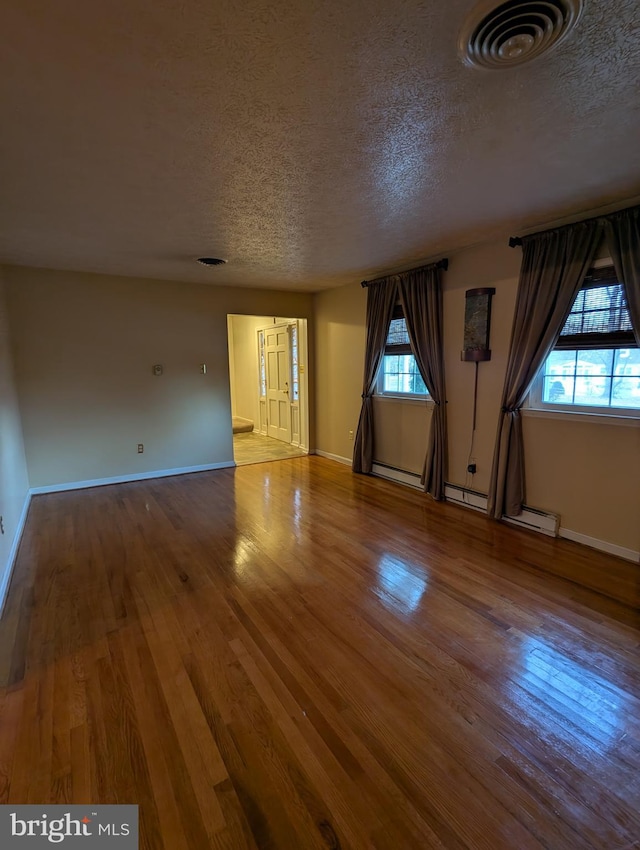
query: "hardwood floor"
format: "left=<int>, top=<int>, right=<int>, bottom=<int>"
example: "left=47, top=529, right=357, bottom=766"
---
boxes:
left=0, top=456, right=639, bottom=849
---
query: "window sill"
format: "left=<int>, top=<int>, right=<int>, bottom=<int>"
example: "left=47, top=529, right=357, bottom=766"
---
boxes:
left=374, top=394, right=433, bottom=407
left=523, top=407, right=640, bottom=427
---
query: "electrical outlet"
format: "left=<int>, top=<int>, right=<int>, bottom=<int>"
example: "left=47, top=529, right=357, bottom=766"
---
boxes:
left=0, top=515, right=4, bottom=535
left=348, top=429, right=354, bottom=440
left=137, top=443, right=144, bottom=454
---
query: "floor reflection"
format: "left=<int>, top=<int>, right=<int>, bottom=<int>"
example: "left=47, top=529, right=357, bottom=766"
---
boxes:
left=510, top=636, right=624, bottom=753
left=232, top=537, right=254, bottom=580
left=375, top=553, right=428, bottom=616
left=293, top=487, right=302, bottom=533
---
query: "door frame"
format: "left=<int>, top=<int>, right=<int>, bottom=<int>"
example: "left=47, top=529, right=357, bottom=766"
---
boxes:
left=227, top=314, right=309, bottom=453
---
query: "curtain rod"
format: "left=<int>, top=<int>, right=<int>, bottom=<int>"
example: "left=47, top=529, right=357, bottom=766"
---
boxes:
left=508, top=212, right=603, bottom=247
left=508, top=200, right=640, bottom=248
left=361, top=257, right=449, bottom=288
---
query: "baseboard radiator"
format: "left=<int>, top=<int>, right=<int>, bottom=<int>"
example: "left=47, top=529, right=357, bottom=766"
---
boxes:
left=372, top=464, right=559, bottom=538
left=445, top=484, right=559, bottom=537
left=371, top=463, right=423, bottom=490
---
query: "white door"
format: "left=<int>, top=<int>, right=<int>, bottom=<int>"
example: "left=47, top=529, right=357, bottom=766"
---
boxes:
left=265, top=324, right=291, bottom=443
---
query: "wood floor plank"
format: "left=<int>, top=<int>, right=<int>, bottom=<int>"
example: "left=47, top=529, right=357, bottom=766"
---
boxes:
left=70, top=722, right=91, bottom=804
left=0, top=457, right=639, bottom=849
left=229, top=635, right=380, bottom=849
left=0, top=688, right=23, bottom=803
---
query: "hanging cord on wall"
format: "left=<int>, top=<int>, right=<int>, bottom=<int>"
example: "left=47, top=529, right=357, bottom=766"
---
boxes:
left=463, top=362, right=479, bottom=503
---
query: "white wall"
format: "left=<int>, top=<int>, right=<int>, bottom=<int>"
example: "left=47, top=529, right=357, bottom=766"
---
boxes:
left=0, top=271, right=30, bottom=610
left=4, top=266, right=313, bottom=489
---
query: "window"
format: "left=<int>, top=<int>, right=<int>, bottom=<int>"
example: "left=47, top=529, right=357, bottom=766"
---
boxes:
left=377, top=305, right=429, bottom=398
left=290, top=323, right=299, bottom=401
left=258, top=330, right=266, bottom=398
left=529, top=265, right=640, bottom=416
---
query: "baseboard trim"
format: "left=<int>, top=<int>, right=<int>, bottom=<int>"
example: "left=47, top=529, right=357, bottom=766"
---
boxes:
left=0, top=490, right=32, bottom=618
left=314, top=450, right=352, bottom=466
left=559, top=528, right=640, bottom=563
left=29, top=462, right=236, bottom=495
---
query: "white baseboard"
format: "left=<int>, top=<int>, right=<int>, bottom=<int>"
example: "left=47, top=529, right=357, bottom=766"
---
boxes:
left=314, top=450, right=352, bottom=466
left=29, top=462, right=236, bottom=495
left=559, top=528, right=640, bottom=563
left=0, top=490, right=32, bottom=618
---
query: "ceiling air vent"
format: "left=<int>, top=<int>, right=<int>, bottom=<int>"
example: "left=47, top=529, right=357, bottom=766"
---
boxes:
left=197, top=257, right=227, bottom=266
left=459, top=0, right=585, bottom=70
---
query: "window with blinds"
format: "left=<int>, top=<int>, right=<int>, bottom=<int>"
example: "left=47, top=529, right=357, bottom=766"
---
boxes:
left=556, top=266, right=635, bottom=350
left=386, top=316, right=412, bottom=351
left=377, top=305, right=429, bottom=397
left=529, top=265, right=640, bottom=415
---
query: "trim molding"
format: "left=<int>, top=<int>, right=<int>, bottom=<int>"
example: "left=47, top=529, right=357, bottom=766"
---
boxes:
left=559, top=527, right=640, bottom=563
left=374, top=395, right=433, bottom=408
left=0, top=490, right=32, bottom=617
left=523, top=408, right=640, bottom=428
left=314, top=450, right=352, bottom=466
left=29, top=462, right=236, bottom=495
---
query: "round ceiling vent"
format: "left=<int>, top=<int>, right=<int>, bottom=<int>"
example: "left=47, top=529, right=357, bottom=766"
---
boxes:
left=458, top=0, right=585, bottom=70
left=197, top=257, right=227, bottom=266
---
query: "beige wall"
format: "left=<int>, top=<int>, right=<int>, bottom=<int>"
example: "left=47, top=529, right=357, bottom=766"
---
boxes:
left=0, top=271, right=30, bottom=603
left=4, top=266, right=313, bottom=488
left=444, top=241, right=521, bottom=490
left=373, top=399, right=431, bottom=473
left=229, top=314, right=268, bottom=422
left=314, top=282, right=366, bottom=461
left=314, top=240, right=640, bottom=554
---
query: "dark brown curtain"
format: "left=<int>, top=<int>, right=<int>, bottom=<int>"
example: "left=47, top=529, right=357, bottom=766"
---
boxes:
left=352, top=278, right=397, bottom=473
left=398, top=267, right=447, bottom=500
left=488, top=220, right=602, bottom=519
left=604, top=206, right=640, bottom=346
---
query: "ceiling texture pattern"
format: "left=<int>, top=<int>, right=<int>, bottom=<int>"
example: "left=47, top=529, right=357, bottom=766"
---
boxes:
left=1, top=0, right=640, bottom=291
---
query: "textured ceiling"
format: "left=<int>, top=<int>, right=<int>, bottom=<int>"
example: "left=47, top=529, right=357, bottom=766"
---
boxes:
left=1, top=0, right=640, bottom=292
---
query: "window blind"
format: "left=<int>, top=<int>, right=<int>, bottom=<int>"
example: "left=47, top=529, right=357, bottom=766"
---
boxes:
left=556, top=269, right=635, bottom=350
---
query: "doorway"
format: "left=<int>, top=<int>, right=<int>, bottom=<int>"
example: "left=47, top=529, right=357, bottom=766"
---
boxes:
left=227, top=314, right=309, bottom=466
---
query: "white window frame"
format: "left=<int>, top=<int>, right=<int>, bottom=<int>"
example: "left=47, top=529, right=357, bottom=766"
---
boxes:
left=527, top=259, right=639, bottom=420
left=376, top=306, right=430, bottom=401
